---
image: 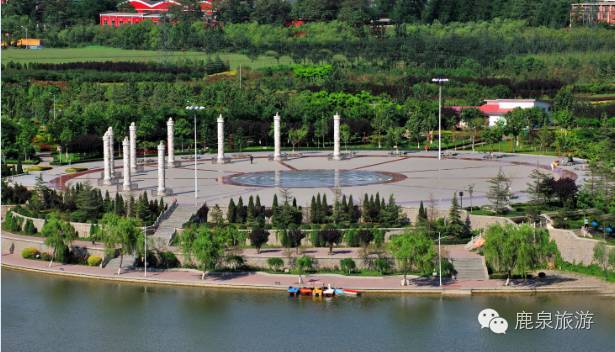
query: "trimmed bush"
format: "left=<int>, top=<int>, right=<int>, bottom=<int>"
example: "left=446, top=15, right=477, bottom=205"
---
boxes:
left=25, top=166, right=52, bottom=172
left=87, top=255, right=102, bottom=266
left=65, top=167, right=88, bottom=173
left=21, top=247, right=40, bottom=259
left=340, top=258, right=357, bottom=275
left=296, top=255, right=314, bottom=273
left=267, top=257, right=284, bottom=272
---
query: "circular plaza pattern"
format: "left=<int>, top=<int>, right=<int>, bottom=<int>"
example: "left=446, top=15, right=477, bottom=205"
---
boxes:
left=25, top=150, right=583, bottom=211
left=225, top=169, right=403, bottom=188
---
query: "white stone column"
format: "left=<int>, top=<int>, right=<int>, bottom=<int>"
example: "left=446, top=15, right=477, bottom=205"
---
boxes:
left=217, top=115, right=225, bottom=163
left=102, top=132, right=111, bottom=185
left=333, top=113, right=341, bottom=161
left=167, top=118, right=175, bottom=167
left=157, top=142, right=166, bottom=196
left=107, top=127, right=115, bottom=177
left=273, top=112, right=281, bottom=160
left=129, top=122, right=137, bottom=173
left=122, top=137, right=132, bottom=191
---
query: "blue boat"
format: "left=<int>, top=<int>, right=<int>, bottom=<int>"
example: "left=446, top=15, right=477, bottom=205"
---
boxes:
left=334, top=288, right=345, bottom=296
left=288, top=286, right=299, bottom=297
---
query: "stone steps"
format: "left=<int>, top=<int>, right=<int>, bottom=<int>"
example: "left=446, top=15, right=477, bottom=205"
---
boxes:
left=105, top=254, right=136, bottom=273
left=152, top=205, right=195, bottom=247
left=450, top=257, right=489, bottom=280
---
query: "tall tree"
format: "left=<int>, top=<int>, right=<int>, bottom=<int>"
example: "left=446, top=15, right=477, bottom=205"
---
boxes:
left=42, top=213, right=77, bottom=266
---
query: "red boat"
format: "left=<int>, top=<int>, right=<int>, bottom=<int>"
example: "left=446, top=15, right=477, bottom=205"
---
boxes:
left=299, top=287, right=313, bottom=296
left=342, top=289, right=361, bottom=296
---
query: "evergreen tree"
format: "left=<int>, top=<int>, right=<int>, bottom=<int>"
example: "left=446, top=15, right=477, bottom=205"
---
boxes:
left=227, top=198, right=237, bottom=223
left=316, top=193, right=322, bottom=223
left=417, top=200, right=428, bottom=226
left=310, top=195, right=318, bottom=223
left=447, top=192, right=465, bottom=237
left=347, top=195, right=358, bottom=223
left=236, top=197, right=246, bottom=223
left=292, top=197, right=297, bottom=208
left=103, top=190, right=112, bottom=213
left=16, top=160, right=23, bottom=174
left=255, top=195, right=263, bottom=219
left=23, top=219, right=37, bottom=235
left=487, top=169, right=512, bottom=214
left=321, top=194, right=328, bottom=218
left=247, top=196, right=255, bottom=223
left=114, top=193, right=125, bottom=216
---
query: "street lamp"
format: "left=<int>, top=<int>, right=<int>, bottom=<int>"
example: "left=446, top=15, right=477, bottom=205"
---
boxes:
left=432, top=78, right=449, bottom=160
left=186, top=105, right=205, bottom=206
left=438, top=231, right=442, bottom=287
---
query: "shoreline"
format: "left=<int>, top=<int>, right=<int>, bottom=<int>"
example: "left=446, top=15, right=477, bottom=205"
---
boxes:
left=3, top=261, right=612, bottom=296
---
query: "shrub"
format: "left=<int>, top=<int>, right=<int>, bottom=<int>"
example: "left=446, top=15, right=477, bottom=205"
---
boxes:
left=340, top=258, right=357, bottom=275
left=296, top=255, right=314, bottom=273
left=267, top=257, right=284, bottom=272
left=87, top=255, right=103, bottom=266
left=225, top=255, right=245, bottom=270
left=344, top=228, right=359, bottom=247
left=158, top=251, right=179, bottom=269
left=65, top=167, right=88, bottom=173
left=21, top=247, right=40, bottom=259
left=25, top=166, right=52, bottom=172
left=23, top=219, right=37, bottom=235
left=373, top=257, right=391, bottom=274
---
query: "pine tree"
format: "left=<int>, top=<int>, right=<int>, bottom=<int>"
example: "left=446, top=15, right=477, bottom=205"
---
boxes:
left=487, top=169, right=512, bottom=214
left=292, top=197, right=297, bottom=208
left=103, top=190, right=112, bottom=212
left=114, top=193, right=125, bottom=216
left=236, top=196, right=246, bottom=223
left=321, top=194, right=328, bottom=218
left=247, top=196, right=255, bottom=223
left=227, top=198, right=237, bottom=223
left=316, top=194, right=322, bottom=223
left=16, top=160, right=23, bottom=174
left=417, top=201, right=428, bottom=226
left=255, top=195, right=262, bottom=219
left=310, top=195, right=318, bottom=223
left=447, top=192, right=465, bottom=237
left=347, top=195, right=357, bottom=223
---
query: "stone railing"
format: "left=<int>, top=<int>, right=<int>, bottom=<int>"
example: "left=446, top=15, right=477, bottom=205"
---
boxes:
left=9, top=210, right=93, bottom=238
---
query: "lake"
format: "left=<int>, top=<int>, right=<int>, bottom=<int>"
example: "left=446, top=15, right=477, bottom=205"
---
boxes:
left=2, top=269, right=613, bottom=352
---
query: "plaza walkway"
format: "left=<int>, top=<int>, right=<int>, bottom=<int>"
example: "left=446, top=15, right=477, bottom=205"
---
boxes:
left=3, top=253, right=612, bottom=295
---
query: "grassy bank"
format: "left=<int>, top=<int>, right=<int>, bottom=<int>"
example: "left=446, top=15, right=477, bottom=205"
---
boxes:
left=1, top=46, right=293, bottom=68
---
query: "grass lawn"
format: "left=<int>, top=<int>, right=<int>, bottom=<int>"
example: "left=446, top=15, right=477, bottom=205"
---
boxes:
left=1, top=46, right=293, bottom=69
left=474, top=140, right=559, bottom=156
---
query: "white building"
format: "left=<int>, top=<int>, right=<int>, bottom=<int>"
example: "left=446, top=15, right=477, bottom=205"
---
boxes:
left=452, top=99, right=551, bottom=127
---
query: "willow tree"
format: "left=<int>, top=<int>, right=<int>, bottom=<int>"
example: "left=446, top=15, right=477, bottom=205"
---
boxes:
left=388, top=229, right=435, bottom=285
left=42, top=213, right=77, bottom=267
left=191, top=226, right=225, bottom=279
left=101, top=213, right=140, bottom=275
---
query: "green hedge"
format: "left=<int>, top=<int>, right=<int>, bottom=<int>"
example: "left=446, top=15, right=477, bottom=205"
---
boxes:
left=21, top=247, right=40, bottom=259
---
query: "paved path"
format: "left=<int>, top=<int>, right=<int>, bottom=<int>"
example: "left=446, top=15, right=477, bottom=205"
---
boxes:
left=3, top=253, right=613, bottom=294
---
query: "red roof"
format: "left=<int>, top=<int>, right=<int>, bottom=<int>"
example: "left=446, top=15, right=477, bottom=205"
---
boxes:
left=450, top=104, right=512, bottom=116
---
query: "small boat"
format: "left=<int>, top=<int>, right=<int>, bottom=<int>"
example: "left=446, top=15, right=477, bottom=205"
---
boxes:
left=342, top=289, right=362, bottom=297
left=288, top=286, right=299, bottom=297
left=299, top=287, right=313, bottom=296
left=334, top=288, right=345, bottom=296
left=323, top=284, right=335, bottom=297
left=313, top=287, right=324, bottom=298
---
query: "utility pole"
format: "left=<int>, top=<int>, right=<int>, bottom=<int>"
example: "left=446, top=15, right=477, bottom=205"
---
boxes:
left=432, top=78, right=449, bottom=160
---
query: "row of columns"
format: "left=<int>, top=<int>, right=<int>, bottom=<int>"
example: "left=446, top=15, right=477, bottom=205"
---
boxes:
left=102, top=112, right=342, bottom=194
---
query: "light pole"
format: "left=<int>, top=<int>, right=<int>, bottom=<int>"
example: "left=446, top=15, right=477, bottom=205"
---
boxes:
left=186, top=105, right=205, bottom=207
left=438, top=231, right=442, bottom=287
left=144, top=225, right=148, bottom=277
left=432, top=78, right=449, bottom=160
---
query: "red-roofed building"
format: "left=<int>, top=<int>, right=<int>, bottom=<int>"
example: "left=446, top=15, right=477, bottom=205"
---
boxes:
left=100, top=1, right=213, bottom=27
left=451, top=99, right=550, bottom=127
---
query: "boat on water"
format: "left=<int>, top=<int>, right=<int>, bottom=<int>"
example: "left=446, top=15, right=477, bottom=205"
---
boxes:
left=313, top=287, right=324, bottom=298
left=323, top=284, right=335, bottom=297
left=299, top=287, right=313, bottom=296
left=334, top=288, right=345, bottom=296
left=288, top=286, right=299, bottom=297
left=342, top=289, right=361, bottom=296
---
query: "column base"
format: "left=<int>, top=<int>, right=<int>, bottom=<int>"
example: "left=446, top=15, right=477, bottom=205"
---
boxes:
left=156, top=188, right=172, bottom=197
left=168, top=160, right=182, bottom=167
left=213, top=157, right=229, bottom=164
left=122, top=183, right=137, bottom=192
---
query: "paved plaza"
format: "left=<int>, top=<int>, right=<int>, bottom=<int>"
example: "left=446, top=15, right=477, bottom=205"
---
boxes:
left=16, top=150, right=584, bottom=212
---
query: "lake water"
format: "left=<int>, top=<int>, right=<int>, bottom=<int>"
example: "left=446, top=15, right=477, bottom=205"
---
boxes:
left=2, top=269, right=614, bottom=352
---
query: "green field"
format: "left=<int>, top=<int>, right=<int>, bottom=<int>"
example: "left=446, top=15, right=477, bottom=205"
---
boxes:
left=1, top=46, right=293, bottom=68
